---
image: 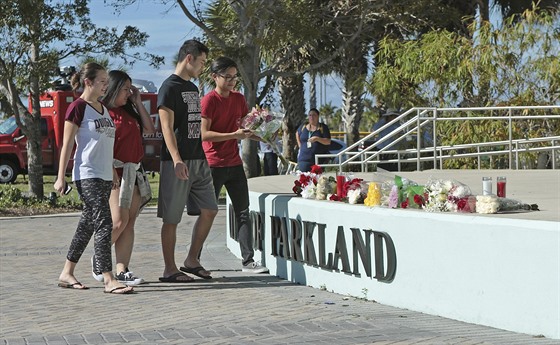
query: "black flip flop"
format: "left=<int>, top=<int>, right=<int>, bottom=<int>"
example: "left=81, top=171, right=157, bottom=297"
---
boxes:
left=180, top=266, right=212, bottom=280
left=158, top=271, right=195, bottom=283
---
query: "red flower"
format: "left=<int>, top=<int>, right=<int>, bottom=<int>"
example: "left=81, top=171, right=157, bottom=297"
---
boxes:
left=310, top=165, right=323, bottom=174
left=457, top=198, right=467, bottom=210
left=329, top=194, right=340, bottom=201
left=337, top=178, right=363, bottom=200
left=413, top=194, right=424, bottom=206
left=401, top=200, right=409, bottom=208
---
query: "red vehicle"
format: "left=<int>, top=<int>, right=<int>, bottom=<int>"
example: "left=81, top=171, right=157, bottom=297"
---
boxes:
left=0, top=90, right=161, bottom=184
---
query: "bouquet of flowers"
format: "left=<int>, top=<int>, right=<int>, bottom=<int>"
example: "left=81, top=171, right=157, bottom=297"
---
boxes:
left=423, top=178, right=474, bottom=212
left=498, top=198, right=539, bottom=212
left=292, top=165, right=323, bottom=198
left=475, top=195, right=499, bottom=214
left=378, top=175, right=422, bottom=209
left=364, top=182, right=382, bottom=206
left=346, top=180, right=369, bottom=204
left=241, top=106, right=287, bottom=166
left=330, top=177, right=367, bottom=204
left=476, top=196, right=539, bottom=214
left=315, top=175, right=337, bottom=200
left=400, top=179, right=425, bottom=209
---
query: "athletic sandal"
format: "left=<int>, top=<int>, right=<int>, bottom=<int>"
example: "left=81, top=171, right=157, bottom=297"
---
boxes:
left=180, top=266, right=212, bottom=279
left=58, top=281, right=89, bottom=290
left=158, top=272, right=194, bottom=283
left=104, top=286, right=134, bottom=294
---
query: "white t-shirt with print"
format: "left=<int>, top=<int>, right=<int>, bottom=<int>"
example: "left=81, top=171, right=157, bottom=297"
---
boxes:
left=65, top=98, right=115, bottom=181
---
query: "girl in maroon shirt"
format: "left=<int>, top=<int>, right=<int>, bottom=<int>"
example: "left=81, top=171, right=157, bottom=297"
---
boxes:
left=98, top=70, right=156, bottom=286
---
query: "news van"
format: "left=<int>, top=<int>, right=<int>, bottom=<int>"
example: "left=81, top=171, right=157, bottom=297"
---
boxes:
left=0, top=90, right=161, bottom=184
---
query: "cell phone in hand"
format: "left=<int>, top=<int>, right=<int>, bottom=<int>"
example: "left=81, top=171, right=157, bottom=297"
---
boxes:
left=63, top=182, right=72, bottom=195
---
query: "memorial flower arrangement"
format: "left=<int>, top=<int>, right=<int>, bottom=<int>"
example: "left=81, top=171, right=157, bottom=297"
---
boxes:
left=241, top=105, right=288, bottom=165
left=290, top=171, right=538, bottom=214
left=377, top=175, right=423, bottom=209
left=423, top=178, right=474, bottom=212
left=330, top=177, right=365, bottom=203
left=292, top=165, right=323, bottom=198
left=498, top=197, right=539, bottom=212
left=241, top=105, right=275, bottom=132
left=364, top=182, right=382, bottom=206
left=477, top=196, right=539, bottom=214
left=475, top=195, right=500, bottom=214
left=316, top=175, right=337, bottom=200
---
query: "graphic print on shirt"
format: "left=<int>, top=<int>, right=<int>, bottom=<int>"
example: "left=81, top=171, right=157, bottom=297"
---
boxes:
left=182, top=91, right=201, bottom=139
left=94, top=117, right=116, bottom=138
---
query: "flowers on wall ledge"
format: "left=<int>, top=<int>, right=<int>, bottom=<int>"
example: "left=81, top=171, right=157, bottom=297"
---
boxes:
left=291, top=169, right=538, bottom=215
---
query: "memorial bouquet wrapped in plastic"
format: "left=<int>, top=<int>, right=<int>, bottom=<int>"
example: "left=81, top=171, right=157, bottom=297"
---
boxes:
left=315, top=175, right=337, bottom=200
left=374, top=175, right=423, bottom=209
left=292, top=165, right=323, bottom=198
left=241, top=106, right=288, bottom=166
left=330, top=177, right=367, bottom=204
left=423, top=178, right=475, bottom=212
left=476, top=195, right=539, bottom=214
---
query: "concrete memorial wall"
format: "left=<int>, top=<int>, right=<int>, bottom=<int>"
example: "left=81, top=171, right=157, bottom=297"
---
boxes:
left=226, top=192, right=560, bottom=339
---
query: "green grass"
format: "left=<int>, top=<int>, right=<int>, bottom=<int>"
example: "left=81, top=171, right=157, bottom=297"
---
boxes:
left=0, top=176, right=82, bottom=216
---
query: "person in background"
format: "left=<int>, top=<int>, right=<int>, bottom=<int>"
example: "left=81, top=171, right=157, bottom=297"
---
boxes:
left=296, top=108, right=331, bottom=172
left=259, top=141, right=279, bottom=175
left=200, top=56, right=269, bottom=273
left=54, top=62, right=133, bottom=294
left=371, top=108, right=402, bottom=171
left=90, top=70, right=156, bottom=286
left=157, top=39, right=218, bottom=282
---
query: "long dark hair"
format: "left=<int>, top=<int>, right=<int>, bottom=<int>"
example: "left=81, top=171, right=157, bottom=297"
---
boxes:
left=101, top=70, right=143, bottom=134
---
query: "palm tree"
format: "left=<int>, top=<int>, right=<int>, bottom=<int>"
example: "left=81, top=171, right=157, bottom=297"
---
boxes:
left=175, top=0, right=367, bottom=175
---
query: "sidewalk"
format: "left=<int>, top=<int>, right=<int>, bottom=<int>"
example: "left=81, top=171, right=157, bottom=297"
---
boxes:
left=1, top=206, right=559, bottom=345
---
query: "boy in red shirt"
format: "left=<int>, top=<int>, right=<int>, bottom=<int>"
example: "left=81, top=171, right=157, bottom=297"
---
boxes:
left=200, top=56, right=268, bottom=273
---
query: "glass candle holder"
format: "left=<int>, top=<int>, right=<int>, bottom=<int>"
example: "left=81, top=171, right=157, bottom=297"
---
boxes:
left=482, top=177, right=492, bottom=195
left=336, top=172, right=348, bottom=197
left=497, top=176, right=507, bottom=197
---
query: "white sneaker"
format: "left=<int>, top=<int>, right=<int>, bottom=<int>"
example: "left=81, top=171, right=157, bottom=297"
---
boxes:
left=242, top=261, right=269, bottom=274
left=91, top=256, right=104, bottom=282
left=116, top=271, right=144, bottom=286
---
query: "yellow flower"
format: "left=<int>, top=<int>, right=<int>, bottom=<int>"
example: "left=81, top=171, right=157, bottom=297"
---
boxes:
left=364, top=182, right=381, bottom=207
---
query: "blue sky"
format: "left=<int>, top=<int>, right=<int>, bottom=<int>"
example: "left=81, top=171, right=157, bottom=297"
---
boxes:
left=87, top=1, right=200, bottom=88
left=59, top=1, right=343, bottom=110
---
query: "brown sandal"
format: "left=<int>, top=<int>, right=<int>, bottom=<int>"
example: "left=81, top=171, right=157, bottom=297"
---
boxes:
left=104, top=286, right=134, bottom=294
left=58, top=281, right=89, bottom=290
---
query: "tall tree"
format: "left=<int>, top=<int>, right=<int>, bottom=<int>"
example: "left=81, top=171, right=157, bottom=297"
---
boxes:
left=371, top=7, right=560, bottom=168
left=126, top=0, right=367, bottom=175
left=0, top=0, right=162, bottom=197
left=372, top=7, right=560, bottom=107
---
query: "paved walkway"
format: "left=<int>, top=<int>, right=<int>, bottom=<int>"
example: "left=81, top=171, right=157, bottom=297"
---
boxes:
left=1, top=206, right=559, bottom=345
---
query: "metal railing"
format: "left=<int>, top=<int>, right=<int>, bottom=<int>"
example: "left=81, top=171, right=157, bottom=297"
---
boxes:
left=316, top=105, right=560, bottom=172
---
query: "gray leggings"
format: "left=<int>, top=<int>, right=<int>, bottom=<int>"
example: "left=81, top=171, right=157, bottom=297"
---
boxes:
left=66, top=178, right=113, bottom=273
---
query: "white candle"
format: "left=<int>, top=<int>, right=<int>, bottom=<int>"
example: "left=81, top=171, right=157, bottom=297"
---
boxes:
left=482, top=177, right=492, bottom=195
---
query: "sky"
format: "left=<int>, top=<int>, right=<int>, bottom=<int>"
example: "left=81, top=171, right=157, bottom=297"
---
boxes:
left=60, top=1, right=343, bottom=109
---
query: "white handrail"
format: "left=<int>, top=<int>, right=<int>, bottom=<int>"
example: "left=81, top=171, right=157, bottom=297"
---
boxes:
left=315, top=105, right=560, bottom=171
